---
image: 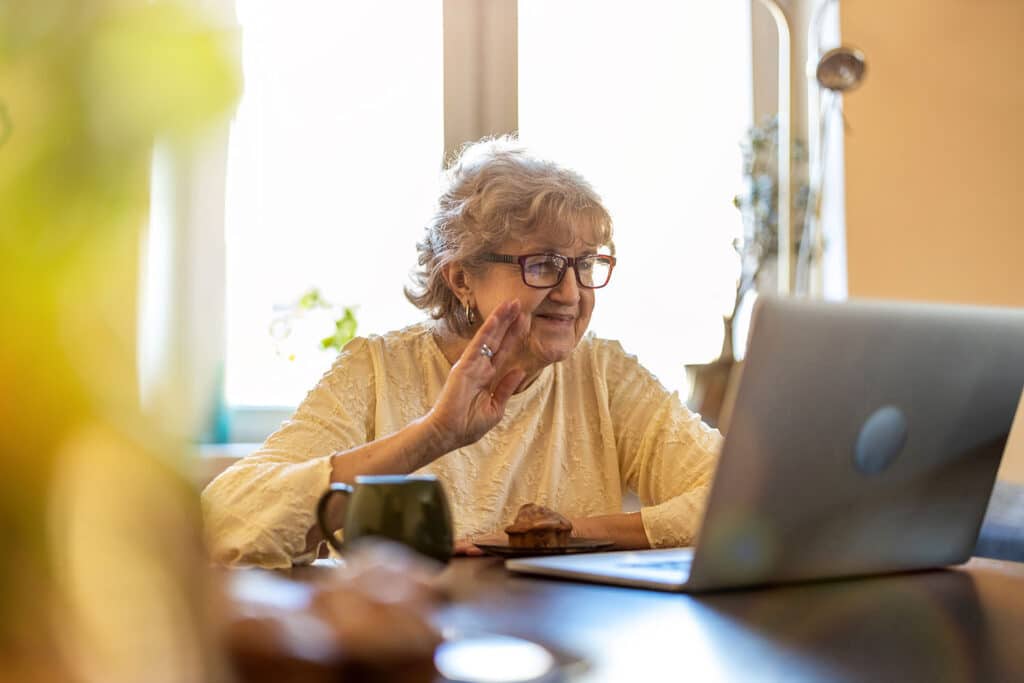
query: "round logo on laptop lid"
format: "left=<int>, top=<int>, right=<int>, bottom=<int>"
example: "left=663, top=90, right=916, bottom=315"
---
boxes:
left=854, top=405, right=909, bottom=475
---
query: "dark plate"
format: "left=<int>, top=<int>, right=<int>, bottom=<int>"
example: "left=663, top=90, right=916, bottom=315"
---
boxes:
left=474, top=538, right=614, bottom=558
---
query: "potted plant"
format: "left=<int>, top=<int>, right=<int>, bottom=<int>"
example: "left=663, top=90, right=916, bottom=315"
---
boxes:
left=685, top=116, right=808, bottom=428
left=729, top=114, right=809, bottom=353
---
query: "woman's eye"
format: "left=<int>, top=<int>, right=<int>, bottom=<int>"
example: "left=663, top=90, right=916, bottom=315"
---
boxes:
left=527, top=258, right=559, bottom=272
left=525, top=262, right=547, bottom=274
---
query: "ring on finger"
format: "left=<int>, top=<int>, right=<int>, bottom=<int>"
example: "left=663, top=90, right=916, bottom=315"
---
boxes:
left=479, top=343, right=494, bottom=359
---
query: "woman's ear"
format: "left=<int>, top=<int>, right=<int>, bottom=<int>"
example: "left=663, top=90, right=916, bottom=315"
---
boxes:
left=442, top=261, right=473, bottom=304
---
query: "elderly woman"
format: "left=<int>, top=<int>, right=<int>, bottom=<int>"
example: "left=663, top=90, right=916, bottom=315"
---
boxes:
left=203, top=136, right=722, bottom=567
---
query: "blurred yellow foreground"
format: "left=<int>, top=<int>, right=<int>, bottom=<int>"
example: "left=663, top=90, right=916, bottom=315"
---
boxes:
left=0, top=1, right=239, bottom=680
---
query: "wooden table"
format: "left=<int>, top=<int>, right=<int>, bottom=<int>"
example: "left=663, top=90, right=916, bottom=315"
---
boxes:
left=427, top=556, right=1024, bottom=683
left=274, top=556, right=1024, bottom=682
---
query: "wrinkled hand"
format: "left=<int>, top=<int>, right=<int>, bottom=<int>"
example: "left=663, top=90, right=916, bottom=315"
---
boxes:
left=454, top=536, right=485, bottom=557
left=427, top=299, right=528, bottom=451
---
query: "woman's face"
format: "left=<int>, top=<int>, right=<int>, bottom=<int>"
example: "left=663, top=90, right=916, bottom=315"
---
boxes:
left=466, top=223, right=602, bottom=368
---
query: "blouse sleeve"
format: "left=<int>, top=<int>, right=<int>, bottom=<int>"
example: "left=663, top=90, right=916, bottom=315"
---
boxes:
left=201, top=338, right=376, bottom=568
left=601, top=340, right=723, bottom=548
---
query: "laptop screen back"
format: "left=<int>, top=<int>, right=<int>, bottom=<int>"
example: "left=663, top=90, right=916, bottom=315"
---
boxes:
left=688, top=297, right=1024, bottom=591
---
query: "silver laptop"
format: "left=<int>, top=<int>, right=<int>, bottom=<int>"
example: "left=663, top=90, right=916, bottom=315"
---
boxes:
left=506, top=297, right=1024, bottom=592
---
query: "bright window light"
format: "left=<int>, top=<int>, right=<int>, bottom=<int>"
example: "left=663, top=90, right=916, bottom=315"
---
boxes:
left=225, top=0, right=750, bottom=411
left=519, top=0, right=751, bottom=394
left=224, top=1, right=443, bottom=408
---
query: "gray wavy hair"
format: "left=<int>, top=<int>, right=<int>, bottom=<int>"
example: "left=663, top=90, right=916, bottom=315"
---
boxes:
left=405, top=135, right=614, bottom=337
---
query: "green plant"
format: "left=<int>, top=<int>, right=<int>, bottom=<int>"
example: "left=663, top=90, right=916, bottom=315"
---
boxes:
left=270, top=288, right=358, bottom=361
left=687, top=117, right=811, bottom=420
left=732, top=115, right=810, bottom=304
left=718, top=115, right=810, bottom=362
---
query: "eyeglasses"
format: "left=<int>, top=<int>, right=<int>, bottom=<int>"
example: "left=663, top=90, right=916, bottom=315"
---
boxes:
left=481, top=252, right=617, bottom=289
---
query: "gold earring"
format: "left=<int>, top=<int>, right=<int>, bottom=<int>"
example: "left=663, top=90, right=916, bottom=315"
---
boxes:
left=465, top=301, right=476, bottom=325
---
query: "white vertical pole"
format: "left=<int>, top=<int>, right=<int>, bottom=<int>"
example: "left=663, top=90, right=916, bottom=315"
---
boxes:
left=755, top=0, right=792, bottom=296
left=806, top=0, right=838, bottom=298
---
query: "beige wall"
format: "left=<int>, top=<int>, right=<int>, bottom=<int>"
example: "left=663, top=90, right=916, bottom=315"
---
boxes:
left=841, top=0, right=1024, bottom=483
left=841, top=1, right=1024, bottom=307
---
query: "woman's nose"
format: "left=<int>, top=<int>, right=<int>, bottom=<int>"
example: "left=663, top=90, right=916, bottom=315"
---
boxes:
left=549, top=267, right=581, bottom=302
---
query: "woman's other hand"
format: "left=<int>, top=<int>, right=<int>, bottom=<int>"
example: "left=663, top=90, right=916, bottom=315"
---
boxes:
left=456, top=536, right=487, bottom=557
left=426, top=299, right=528, bottom=451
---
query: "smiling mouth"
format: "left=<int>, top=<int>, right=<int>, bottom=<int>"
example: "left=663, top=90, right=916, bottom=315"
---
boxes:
left=536, top=313, right=575, bottom=323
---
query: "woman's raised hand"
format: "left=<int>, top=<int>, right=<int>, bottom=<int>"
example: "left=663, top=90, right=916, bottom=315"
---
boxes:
left=427, top=299, right=528, bottom=452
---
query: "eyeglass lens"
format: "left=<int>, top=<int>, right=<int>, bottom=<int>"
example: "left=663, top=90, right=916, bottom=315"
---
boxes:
left=522, top=255, right=612, bottom=288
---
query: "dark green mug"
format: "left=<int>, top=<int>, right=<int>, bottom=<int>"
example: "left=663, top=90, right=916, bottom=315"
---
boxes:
left=316, top=474, right=454, bottom=563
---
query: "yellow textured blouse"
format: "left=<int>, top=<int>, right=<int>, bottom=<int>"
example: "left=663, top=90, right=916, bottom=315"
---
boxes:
left=202, top=323, right=722, bottom=567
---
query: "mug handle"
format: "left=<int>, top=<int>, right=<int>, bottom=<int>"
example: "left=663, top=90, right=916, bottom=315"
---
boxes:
left=316, top=482, right=354, bottom=555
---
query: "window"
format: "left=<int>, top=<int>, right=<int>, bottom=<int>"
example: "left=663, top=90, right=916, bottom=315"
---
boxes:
left=519, top=0, right=751, bottom=391
left=224, top=1, right=443, bottom=408
left=219, top=1, right=751, bottom=440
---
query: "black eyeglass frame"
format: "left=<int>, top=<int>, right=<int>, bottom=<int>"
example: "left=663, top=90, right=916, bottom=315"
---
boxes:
left=481, top=252, right=617, bottom=289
